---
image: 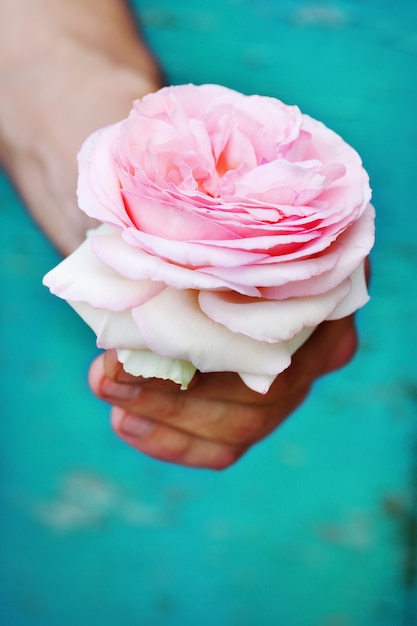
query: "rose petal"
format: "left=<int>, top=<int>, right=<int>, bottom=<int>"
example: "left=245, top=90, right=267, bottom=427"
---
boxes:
left=204, top=203, right=375, bottom=296
left=131, top=288, right=293, bottom=377
left=77, top=124, right=130, bottom=227
left=201, top=245, right=344, bottom=293
left=69, top=301, right=147, bottom=350
left=326, top=262, right=369, bottom=320
left=121, top=227, right=274, bottom=268
left=91, top=229, right=262, bottom=295
left=233, top=159, right=339, bottom=206
left=198, top=279, right=351, bottom=342
left=238, top=326, right=314, bottom=393
left=121, top=190, right=239, bottom=240
left=43, top=225, right=165, bottom=310
left=117, top=348, right=196, bottom=389
left=237, top=373, right=279, bottom=395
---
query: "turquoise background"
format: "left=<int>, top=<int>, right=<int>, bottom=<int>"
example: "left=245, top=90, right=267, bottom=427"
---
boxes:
left=1, top=1, right=416, bottom=624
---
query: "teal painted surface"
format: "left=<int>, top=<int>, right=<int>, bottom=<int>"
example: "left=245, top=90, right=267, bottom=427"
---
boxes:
left=1, top=1, right=416, bottom=624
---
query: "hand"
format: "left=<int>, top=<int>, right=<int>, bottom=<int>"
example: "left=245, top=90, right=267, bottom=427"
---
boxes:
left=0, top=0, right=162, bottom=255
left=89, top=315, right=358, bottom=470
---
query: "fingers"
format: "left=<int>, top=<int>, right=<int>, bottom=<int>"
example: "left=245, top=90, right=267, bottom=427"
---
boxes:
left=99, top=312, right=357, bottom=405
left=88, top=315, right=358, bottom=469
left=91, top=354, right=250, bottom=467
left=90, top=353, right=311, bottom=471
left=110, top=407, right=245, bottom=469
left=91, top=354, right=288, bottom=445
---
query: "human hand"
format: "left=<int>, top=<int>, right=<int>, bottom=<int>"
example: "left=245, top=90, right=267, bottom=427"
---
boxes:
left=89, top=315, right=358, bottom=470
left=0, top=0, right=162, bottom=255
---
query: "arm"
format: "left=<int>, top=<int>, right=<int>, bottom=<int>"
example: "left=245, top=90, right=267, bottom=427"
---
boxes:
left=0, top=0, right=162, bottom=255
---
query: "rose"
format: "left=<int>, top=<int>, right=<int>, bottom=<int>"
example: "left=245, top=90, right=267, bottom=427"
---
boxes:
left=43, top=84, right=375, bottom=394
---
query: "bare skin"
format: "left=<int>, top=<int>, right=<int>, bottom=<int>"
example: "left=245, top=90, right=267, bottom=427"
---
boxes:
left=0, top=0, right=363, bottom=469
left=0, top=0, right=162, bottom=255
left=88, top=315, right=358, bottom=469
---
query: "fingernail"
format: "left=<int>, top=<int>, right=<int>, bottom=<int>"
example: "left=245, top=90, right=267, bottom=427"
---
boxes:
left=101, top=378, right=141, bottom=401
left=121, top=414, right=155, bottom=438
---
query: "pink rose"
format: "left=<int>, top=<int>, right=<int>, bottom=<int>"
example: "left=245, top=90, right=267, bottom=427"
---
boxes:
left=43, top=84, right=375, bottom=393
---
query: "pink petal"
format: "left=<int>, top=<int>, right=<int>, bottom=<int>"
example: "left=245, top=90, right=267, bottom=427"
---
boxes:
left=204, top=203, right=375, bottom=295
left=121, top=227, right=270, bottom=268
left=77, top=124, right=131, bottom=227
left=121, top=190, right=238, bottom=240
left=200, top=245, right=344, bottom=292
left=91, top=229, right=261, bottom=295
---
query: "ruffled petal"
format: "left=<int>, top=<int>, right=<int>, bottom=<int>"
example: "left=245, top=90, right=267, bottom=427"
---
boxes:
left=91, top=229, right=261, bottom=295
left=117, top=349, right=196, bottom=390
left=121, top=227, right=270, bottom=268
left=203, top=203, right=375, bottom=296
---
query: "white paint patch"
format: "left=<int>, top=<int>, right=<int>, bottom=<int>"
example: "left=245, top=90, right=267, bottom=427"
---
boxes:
left=33, top=471, right=163, bottom=532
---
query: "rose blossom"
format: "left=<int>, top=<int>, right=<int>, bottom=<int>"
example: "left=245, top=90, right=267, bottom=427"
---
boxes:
left=43, top=84, right=375, bottom=393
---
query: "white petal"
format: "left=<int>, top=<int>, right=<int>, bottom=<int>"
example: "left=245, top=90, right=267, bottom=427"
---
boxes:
left=198, top=281, right=350, bottom=343
left=43, top=225, right=165, bottom=311
left=326, top=262, right=369, bottom=320
left=238, top=373, right=278, bottom=394
left=238, top=327, right=315, bottom=392
left=117, top=349, right=196, bottom=389
left=132, top=288, right=293, bottom=376
left=69, top=301, right=146, bottom=350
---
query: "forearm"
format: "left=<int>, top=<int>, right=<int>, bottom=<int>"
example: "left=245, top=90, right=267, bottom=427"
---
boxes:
left=0, top=0, right=162, bottom=254
left=0, top=0, right=159, bottom=75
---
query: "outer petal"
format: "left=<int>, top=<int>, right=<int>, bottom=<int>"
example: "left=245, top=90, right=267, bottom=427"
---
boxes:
left=43, top=225, right=165, bottom=311
left=121, top=227, right=271, bottom=268
left=131, top=288, right=293, bottom=377
left=301, top=115, right=372, bottom=219
left=69, top=302, right=147, bottom=350
left=326, top=262, right=369, bottom=320
left=77, top=123, right=130, bottom=227
left=198, top=279, right=351, bottom=343
left=238, top=327, right=314, bottom=393
left=202, top=245, right=343, bottom=294
left=91, top=229, right=261, bottom=295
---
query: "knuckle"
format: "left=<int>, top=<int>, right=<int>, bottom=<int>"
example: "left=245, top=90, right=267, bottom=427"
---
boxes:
left=148, top=426, right=191, bottom=463
left=142, top=389, right=187, bottom=421
left=225, top=405, right=270, bottom=445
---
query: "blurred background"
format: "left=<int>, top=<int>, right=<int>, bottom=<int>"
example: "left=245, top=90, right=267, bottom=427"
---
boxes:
left=1, top=0, right=416, bottom=624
